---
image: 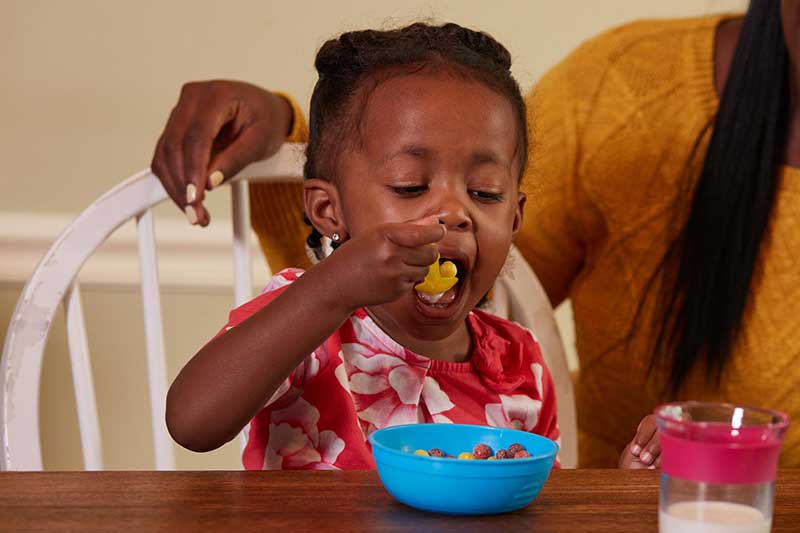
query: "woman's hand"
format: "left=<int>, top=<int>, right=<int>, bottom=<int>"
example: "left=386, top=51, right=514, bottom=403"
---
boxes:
left=150, top=80, right=293, bottom=226
left=317, top=217, right=445, bottom=312
left=619, top=414, right=661, bottom=469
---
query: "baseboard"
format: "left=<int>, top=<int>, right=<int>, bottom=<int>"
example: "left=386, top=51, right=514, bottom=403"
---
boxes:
left=0, top=211, right=272, bottom=291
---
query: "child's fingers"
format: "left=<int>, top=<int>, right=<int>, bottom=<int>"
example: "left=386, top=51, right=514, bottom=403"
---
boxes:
left=405, top=213, right=443, bottom=227
left=385, top=222, right=446, bottom=248
left=400, top=243, right=440, bottom=268
left=405, top=264, right=435, bottom=285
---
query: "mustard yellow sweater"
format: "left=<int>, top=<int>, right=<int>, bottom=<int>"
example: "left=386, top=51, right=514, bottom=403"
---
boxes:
left=250, top=14, right=800, bottom=467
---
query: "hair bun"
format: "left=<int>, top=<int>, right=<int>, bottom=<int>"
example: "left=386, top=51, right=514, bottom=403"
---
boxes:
left=314, top=23, right=513, bottom=80
left=440, top=23, right=512, bottom=71
left=305, top=21, right=527, bottom=185
left=314, top=39, right=348, bottom=79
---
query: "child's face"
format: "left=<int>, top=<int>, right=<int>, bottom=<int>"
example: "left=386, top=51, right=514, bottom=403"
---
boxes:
left=335, top=72, right=524, bottom=341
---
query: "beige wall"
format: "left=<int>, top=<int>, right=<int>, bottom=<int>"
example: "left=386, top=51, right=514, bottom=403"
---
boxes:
left=2, top=0, right=747, bottom=470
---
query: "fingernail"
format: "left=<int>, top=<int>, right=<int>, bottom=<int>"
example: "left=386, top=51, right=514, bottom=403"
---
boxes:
left=641, top=451, right=652, bottom=464
left=209, top=170, right=224, bottom=189
left=631, top=444, right=641, bottom=456
left=648, top=464, right=657, bottom=470
left=184, top=205, right=198, bottom=225
left=186, top=183, right=197, bottom=204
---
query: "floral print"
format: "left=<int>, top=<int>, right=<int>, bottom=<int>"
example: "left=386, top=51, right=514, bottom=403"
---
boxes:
left=485, top=394, right=542, bottom=431
left=232, top=269, right=560, bottom=470
left=264, top=397, right=345, bottom=470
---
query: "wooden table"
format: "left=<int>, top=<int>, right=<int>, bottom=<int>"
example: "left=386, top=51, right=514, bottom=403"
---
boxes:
left=2, top=469, right=799, bottom=531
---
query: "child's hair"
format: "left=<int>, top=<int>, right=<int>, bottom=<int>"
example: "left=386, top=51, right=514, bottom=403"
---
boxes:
left=304, top=21, right=529, bottom=254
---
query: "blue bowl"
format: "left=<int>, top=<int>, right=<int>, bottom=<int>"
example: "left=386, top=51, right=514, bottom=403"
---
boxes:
left=368, top=423, right=558, bottom=515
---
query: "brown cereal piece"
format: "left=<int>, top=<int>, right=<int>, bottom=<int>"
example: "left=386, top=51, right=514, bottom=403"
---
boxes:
left=495, top=449, right=511, bottom=460
left=428, top=448, right=446, bottom=458
left=473, top=443, right=492, bottom=459
left=507, top=443, right=525, bottom=456
left=513, top=450, right=531, bottom=459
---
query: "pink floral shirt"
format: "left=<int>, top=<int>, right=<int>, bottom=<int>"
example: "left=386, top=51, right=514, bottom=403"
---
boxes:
left=220, top=269, right=560, bottom=470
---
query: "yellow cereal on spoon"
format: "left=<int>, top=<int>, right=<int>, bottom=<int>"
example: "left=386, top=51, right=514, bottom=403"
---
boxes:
left=415, top=255, right=458, bottom=295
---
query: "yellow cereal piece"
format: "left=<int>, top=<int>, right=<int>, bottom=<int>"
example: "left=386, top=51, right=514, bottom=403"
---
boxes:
left=487, top=456, right=496, bottom=461
left=457, top=452, right=475, bottom=460
left=439, top=261, right=457, bottom=279
left=414, top=449, right=429, bottom=456
left=414, top=255, right=458, bottom=295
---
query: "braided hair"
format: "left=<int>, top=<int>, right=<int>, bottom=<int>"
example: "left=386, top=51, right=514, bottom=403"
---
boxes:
left=645, top=0, right=790, bottom=393
left=303, top=22, right=529, bottom=259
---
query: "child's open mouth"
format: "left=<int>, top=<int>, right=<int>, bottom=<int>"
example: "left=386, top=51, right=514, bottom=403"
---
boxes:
left=414, top=257, right=467, bottom=315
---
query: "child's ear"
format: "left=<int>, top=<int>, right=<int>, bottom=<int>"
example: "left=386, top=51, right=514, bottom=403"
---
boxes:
left=304, top=178, right=348, bottom=241
left=512, top=191, right=526, bottom=238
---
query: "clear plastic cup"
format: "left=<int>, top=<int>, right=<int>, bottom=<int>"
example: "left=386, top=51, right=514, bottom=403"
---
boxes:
left=656, top=402, right=789, bottom=533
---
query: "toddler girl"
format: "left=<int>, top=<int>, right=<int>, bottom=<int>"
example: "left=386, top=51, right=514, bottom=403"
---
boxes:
left=166, top=22, right=560, bottom=469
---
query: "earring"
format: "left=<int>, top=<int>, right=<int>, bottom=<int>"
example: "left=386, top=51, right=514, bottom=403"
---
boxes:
left=331, top=233, right=341, bottom=242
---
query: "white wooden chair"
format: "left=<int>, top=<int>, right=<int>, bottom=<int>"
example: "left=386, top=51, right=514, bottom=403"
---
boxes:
left=1, top=143, right=577, bottom=471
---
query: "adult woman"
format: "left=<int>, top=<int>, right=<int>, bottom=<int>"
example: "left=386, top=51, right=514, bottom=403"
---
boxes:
left=151, top=1, right=800, bottom=467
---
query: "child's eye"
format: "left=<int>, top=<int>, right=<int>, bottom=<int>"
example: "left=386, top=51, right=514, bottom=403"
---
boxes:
left=469, top=190, right=504, bottom=203
left=391, top=185, right=428, bottom=197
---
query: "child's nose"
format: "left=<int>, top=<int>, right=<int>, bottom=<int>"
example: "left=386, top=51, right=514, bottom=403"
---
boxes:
left=438, top=202, right=471, bottom=231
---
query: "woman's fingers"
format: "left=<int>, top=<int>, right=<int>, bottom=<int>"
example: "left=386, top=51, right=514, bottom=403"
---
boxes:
left=206, top=125, right=271, bottom=190
left=151, top=81, right=291, bottom=226
left=619, top=442, right=644, bottom=469
left=182, top=202, right=210, bottom=227
left=181, top=117, right=231, bottom=227
left=183, top=88, right=245, bottom=196
left=160, top=88, right=200, bottom=202
left=631, top=415, right=658, bottom=456
left=640, top=435, right=661, bottom=465
left=620, top=414, right=661, bottom=469
left=151, top=137, right=182, bottom=208
left=205, top=86, right=295, bottom=190
left=152, top=82, right=230, bottom=226
left=182, top=123, right=213, bottom=207
left=153, top=88, right=207, bottom=224
left=620, top=440, right=658, bottom=469
left=628, top=415, right=660, bottom=466
left=180, top=88, right=245, bottom=226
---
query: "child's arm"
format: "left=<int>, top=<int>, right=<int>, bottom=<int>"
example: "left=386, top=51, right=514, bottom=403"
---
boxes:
left=166, top=220, right=444, bottom=452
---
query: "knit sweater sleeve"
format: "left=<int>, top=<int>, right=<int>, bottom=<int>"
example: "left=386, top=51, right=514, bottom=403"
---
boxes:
left=276, top=91, right=310, bottom=144
left=516, top=38, right=606, bottom=306
left=249, top=92, right=312, bottom=272
left=516, top=16, right=725, bottom=308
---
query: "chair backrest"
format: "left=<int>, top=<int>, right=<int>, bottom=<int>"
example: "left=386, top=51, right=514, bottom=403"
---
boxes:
left=1, top=143, right=576, bottom=470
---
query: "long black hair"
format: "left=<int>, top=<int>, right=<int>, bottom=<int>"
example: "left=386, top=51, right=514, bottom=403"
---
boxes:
left=302, top=22, right=529, bottom=255
left=652, top=0, right=789, bottom=393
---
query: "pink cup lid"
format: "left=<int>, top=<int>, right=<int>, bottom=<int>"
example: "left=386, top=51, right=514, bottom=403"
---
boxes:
left=655, top=402, right=790, bottom=484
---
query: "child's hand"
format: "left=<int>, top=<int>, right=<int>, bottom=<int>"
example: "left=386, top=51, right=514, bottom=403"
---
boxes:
left=619, top=414, right=660, bottom=469
left=322, top=216, right=445, bottom=310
